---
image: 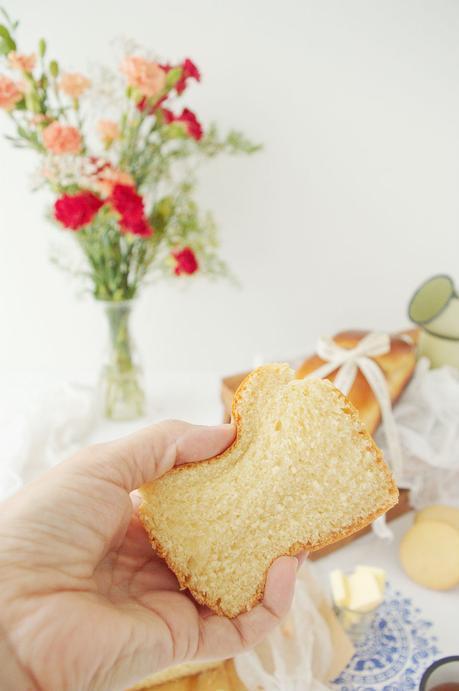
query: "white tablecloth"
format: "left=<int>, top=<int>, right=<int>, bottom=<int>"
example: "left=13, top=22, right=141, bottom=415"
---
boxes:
left=1, top=369, right=457, bottom=663
left=315, top=513, right=458, bottom=659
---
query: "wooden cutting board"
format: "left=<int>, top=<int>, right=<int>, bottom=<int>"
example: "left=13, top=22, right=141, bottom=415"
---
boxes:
left=220, top=370, right=411, bottom=561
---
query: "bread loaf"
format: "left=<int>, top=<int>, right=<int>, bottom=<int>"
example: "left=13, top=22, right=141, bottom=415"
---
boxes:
left=296, top=329, right=418, bottom=435
left=140, top=364, right=398, bottom=618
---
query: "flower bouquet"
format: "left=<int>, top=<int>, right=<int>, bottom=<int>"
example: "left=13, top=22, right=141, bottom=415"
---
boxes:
left=0, top=8, right=259, bottom=420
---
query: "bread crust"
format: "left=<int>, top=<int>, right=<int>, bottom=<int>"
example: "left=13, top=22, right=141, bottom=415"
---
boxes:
left=140, top=366, right=399, bottom=618
left=296, top=329, right=417, bottom=435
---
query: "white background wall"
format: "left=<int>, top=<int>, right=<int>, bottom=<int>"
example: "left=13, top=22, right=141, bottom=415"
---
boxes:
left=1, top=0, right=459, bottom=380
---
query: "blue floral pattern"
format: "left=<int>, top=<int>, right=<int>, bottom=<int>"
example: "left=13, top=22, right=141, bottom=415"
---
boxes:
left=332, top=584, right=439, bottom=690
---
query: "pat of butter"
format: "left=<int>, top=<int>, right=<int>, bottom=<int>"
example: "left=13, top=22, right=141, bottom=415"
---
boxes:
left=355, top=565, right=386, bottom=593
left=348, top=571, right=383, bottom=613
left=329, top=569, right=349, bottom=607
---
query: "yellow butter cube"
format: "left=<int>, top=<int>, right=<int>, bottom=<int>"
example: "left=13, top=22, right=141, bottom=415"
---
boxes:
left=329, top=569, right=349, bottom=607
left=355, top=565, right=386, bottom=593
left=348, top=570, right=383, bottom=613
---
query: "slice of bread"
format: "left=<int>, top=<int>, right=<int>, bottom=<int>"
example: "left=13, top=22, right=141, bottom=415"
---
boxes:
left=140, top=364, right=398, bottom=618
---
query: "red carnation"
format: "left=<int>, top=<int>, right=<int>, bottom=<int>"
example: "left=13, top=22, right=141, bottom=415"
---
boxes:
left=172, top=246, right=199, bottom=275
left=137, top=94, right=167, bottom=114
left=183, top=58, right=200, bottom=80
left=54, top=191, right=104, bottom=230
left=158, top=59, right=200, bottom=95
left=176, top=58, right=200, bottom=94
left=110, top=183, right=153, bottom=237
left=178, top=108, right=203, bottom=140
left=162, top=107, right=203, bottom=141
left=123, top=215, right=154, bottom=237
left=161, top=107, right=175, bottom=124
left=111, top=183, right=144, bottom=218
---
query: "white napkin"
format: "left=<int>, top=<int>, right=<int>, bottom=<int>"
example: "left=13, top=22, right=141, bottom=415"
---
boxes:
left=375, top=358, right=459, bottom=508
left=235, top=566, right=334, bottom=690
left=0, top=381, right=97, bottom=500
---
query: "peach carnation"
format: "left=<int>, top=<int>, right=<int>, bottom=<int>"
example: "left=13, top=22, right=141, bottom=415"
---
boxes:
left=95, top=168, right=135, bottom=197
left=42, top=122, right=82, bottom=155
left=120, top=55, right=166, bottom=98
left=87, top=160, right=134, bottom=197
left=97, top=119, right=120, bottom=144
left=8, top=52, right=36, bottom=72
left=59, top=72, right=91, bottom=98
left=30, top=113, right=52, bottom=127
left=0, top=75, right=23, bottom=110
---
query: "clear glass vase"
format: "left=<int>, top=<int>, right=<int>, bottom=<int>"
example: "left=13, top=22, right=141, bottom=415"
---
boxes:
left=98, top=300, right=146, bottom=421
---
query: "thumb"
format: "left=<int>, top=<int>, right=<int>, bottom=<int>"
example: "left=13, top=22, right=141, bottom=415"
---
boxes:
left=72, top=420, right=236, bottom=493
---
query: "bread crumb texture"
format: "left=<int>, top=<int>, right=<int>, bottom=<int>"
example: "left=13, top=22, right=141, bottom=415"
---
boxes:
left=140, top=364, right=398, bottom=618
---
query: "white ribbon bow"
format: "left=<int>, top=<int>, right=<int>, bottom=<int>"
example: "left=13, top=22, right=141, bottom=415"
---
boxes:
left=307, top=332, right=404, bottom=539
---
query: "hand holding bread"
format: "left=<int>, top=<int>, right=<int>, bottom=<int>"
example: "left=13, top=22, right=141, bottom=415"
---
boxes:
left=0, top=365, right=398, bottom=691
left=0, top=420, right=297, bottom=691
left=140, top=364, right=398, bottom=618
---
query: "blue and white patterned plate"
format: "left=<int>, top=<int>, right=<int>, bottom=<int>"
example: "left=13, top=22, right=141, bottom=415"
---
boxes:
left=332, top=583, right=440, bottom=690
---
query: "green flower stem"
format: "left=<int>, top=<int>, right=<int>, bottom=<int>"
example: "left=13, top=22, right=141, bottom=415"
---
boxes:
left=105, top=301, right=134, bottom=373
left=51, top=76, right=68, bottom=122
left=101, top=300, right=145, bottom=420
left=73, top=98, right=87, bottom=153
left=76, top=211, right=147, bottom=301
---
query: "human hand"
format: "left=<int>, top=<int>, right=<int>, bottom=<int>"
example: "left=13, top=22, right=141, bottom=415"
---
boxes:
left=0, top=421, right=298, bottom=691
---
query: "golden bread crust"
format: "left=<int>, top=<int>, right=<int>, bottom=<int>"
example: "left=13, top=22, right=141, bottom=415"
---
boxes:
left=295, top=329, right=417, bottom=435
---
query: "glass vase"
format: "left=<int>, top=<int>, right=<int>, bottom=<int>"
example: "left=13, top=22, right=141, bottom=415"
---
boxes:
left=99, top=300, right=146, bottom=421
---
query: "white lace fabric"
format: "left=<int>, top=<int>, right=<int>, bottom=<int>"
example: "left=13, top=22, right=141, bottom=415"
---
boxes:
left=375, top=358, right=459, bottom=509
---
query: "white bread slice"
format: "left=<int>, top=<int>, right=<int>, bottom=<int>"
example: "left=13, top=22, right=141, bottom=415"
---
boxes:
left=139, top=364, right=398, bottom=618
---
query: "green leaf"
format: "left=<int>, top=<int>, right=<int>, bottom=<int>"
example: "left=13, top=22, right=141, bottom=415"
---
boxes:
left=49, top=59, right=59, bottom=78
left=17, top=125, right=30, bottom=139
left=225, top=130, right=262, bottom=153
left=156, top=196, right=174, bottom=219
left=14, top=97, right=26, bottom=110
left=25, top=90, right=41, bottom=113
left=0, top=7, right=18, bottom=30
left=164, top=122, right=187, bottom=140
left=0, top=23, right=15, bottom=54
left=38, top=37, right=46, bottom=57
left=0, top=41, right=11, bottom=56
left=151, top=196, right=175, bottom=231
left=165, top=66, right=182, bottom=89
